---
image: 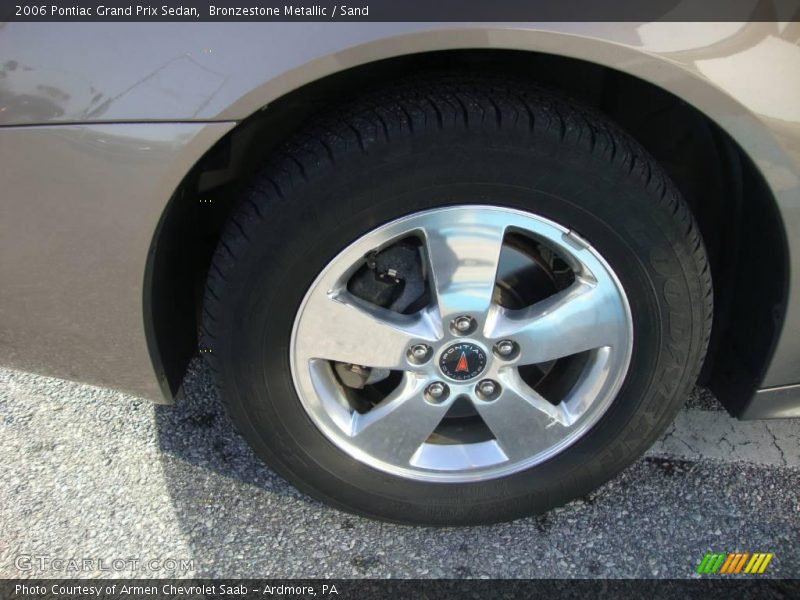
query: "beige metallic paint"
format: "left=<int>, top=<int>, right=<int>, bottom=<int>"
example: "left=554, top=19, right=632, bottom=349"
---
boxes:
left=0, top=22, right=798, bottom=401
left=0, top=122, right=234, bottom=400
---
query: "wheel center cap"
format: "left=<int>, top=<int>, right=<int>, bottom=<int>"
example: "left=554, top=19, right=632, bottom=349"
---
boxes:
left=439, top=342, right=487, bottom=381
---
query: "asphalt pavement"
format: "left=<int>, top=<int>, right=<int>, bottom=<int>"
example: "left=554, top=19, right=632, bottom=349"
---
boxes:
left=1, top=358, right=798, bottom=579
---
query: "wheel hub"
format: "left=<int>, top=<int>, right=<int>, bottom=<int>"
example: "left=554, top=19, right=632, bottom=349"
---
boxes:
left=439, top=341, right=487, bottom=381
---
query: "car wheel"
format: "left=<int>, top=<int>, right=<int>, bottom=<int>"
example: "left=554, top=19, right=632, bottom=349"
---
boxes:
left=202, top=76, right=712, bottom=525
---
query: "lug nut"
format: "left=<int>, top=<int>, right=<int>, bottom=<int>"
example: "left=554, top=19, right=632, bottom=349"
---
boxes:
left=426, top=382, right=448, bottom=402
left=454, top=316, right=472, bottom=332
left=478, top=380, right=496, bottom=396
left=408, top=344, right=432, bottom=363
left=495, top=339, right=517, bottom=358
left=452, top=315, right=476, bottom=335
left=427, top=382, right=445, bottom=398
left=476, top=379, right=500, bottom=400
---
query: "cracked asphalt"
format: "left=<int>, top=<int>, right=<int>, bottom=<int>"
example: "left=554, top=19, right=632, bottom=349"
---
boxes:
left=1, top=359, right=799, bottom=579
left=649, top=410, right=798, bottom=468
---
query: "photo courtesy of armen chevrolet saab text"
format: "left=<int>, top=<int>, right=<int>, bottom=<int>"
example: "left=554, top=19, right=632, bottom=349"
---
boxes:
left=1, top=15, right=799, bottom=526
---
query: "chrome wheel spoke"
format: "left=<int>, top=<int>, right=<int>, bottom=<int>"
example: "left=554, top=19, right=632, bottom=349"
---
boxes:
left=421, top=213, right=507, bottom=321
left=295, top=293, right=438, bottom=370
left=487, top=278, right=626, bottom=365
left=474, top=370, right=570, bottom=461
left=350, top=375, right=448, bottom=465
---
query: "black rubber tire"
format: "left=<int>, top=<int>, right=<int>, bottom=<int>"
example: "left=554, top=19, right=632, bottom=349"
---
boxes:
left=202, top=76, right=713, bottom=525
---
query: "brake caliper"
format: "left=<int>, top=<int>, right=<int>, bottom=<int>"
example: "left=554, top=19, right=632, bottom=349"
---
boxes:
left=337, top=240, right=428, bottom=388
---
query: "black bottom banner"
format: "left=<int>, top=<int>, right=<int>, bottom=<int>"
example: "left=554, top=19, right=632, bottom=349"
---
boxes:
left=2, top=579, right=799, bottom=600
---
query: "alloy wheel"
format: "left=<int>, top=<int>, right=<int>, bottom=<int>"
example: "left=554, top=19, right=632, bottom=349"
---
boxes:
left=290, top=206, right=633, bottom=482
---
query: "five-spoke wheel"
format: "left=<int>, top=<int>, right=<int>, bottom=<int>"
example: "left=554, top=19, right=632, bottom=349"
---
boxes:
left=291, top=206, right=633, bottom=481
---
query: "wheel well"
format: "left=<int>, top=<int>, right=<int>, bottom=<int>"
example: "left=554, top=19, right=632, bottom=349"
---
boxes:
left=145, top=49, right=788, bottom=414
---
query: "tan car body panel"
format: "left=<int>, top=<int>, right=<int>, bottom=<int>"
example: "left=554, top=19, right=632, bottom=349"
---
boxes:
left=0, top=122, right=235, bottom=399
left=0, top=22, right=798, bottom=403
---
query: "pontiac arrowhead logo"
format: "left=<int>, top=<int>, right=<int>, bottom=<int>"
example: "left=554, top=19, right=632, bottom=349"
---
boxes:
left=439, top=342, right=487, bottom=381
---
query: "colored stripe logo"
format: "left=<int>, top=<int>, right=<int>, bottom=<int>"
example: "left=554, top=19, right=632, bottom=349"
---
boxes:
left=696, top=552, right=773, bottom=574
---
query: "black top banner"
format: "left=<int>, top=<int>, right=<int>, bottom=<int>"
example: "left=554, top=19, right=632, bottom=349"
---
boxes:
left=3, top=0, right=800, bottom=22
